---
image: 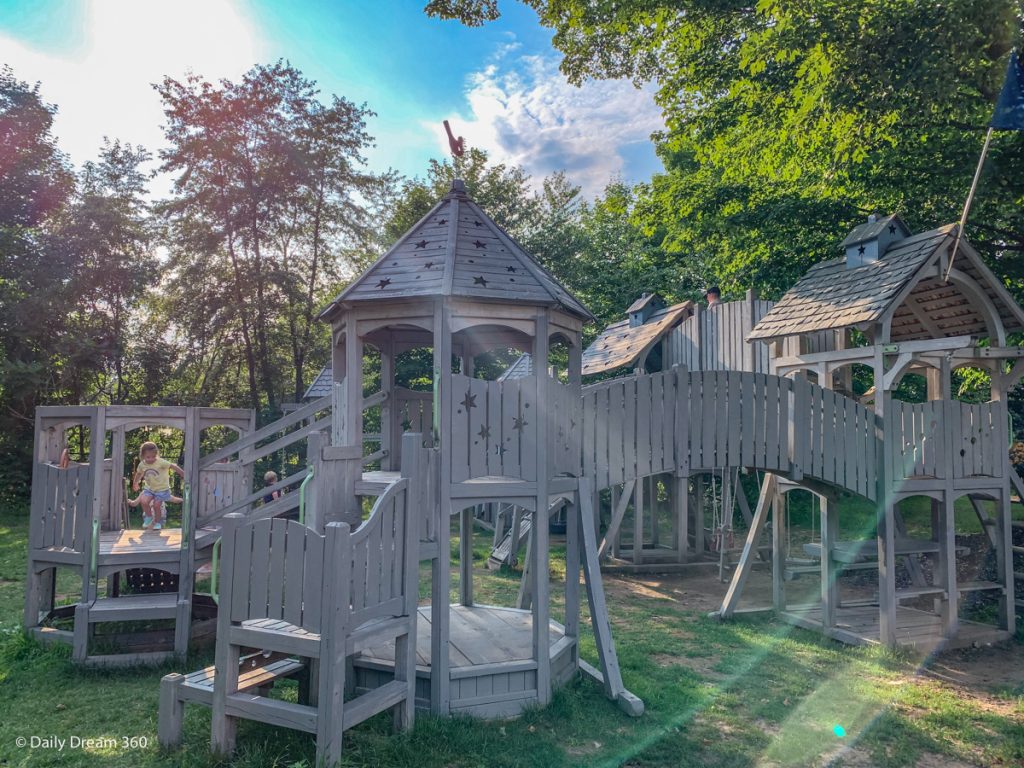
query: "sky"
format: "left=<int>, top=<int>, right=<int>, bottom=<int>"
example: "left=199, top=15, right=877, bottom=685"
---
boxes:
left=0, top=0, right=665, bottom=198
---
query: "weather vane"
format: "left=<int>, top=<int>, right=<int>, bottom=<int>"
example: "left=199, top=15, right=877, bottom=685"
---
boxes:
left=443, top=119, right=465, bottom=158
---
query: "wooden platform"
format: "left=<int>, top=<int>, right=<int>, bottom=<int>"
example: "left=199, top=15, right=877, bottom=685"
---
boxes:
left=93, top=526, right=221, bottom=572
left=781, top=604, right=1013, bottom=653
left=354, top=604, right=576, bottom=718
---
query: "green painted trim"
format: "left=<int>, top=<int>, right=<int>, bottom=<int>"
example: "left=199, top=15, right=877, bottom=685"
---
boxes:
left=211, top=537, right=221, bottom=605
left=298, top=464, right=315, bottom=525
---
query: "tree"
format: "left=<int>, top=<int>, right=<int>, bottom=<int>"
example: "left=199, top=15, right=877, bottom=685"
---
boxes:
left=53, top=140, right=153, bottom=404
left=0, top=66, right=73, bottom=495
left=156, top=61, right=383, bottom=412
left=430, top=2, right=1024, bottom=298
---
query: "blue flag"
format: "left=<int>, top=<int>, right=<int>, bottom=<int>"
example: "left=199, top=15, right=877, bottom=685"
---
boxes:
left=991, top=51, right=1024, bottom=131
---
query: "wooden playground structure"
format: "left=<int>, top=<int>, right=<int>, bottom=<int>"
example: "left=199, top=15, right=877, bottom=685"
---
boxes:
left=22, top=187, right=1024, bottom=758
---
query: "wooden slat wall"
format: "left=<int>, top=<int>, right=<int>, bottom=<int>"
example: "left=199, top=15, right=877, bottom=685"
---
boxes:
left=580, top=369, right=882, bottom=501
left=30, top=463, right=92, bottom=552
left=887, top=400, right=1001, bottom=482
left=447, top=374, right=539, bottom=482
left=664, top=299, right=774, bottom=374
left=197, top=464, right=241, bottom=520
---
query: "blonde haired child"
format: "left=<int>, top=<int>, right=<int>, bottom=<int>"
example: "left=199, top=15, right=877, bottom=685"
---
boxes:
left=132, top=441, right=185, bottom=531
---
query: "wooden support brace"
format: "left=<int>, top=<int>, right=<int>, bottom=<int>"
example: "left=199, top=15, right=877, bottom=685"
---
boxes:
left=578, top=477, right=643, bottom=717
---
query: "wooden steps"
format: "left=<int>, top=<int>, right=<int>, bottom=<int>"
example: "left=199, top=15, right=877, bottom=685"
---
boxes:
left=895, top=586, right=946, bottom=599
left=89, top=594, right=178, bottom=623
left=957, top=581, right=1004, bottom=594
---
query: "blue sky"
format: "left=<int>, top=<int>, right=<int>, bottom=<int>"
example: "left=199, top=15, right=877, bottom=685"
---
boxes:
left=0, top=0, right=663, bottom=197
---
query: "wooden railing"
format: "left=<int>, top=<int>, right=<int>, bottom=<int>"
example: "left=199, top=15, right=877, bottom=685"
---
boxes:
left=886, top=400, right=1002, bottom=482
left=581, top=368, right=881, bottom=501
left=30, top=462, right=93, bottom=553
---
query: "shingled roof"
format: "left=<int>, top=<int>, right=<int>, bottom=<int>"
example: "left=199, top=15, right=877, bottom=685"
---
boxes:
left=582, top=301, right=693, bottom=376
left=320, top=180, right=592, bottom=321
left=748, top=224, right=1024, bottom=342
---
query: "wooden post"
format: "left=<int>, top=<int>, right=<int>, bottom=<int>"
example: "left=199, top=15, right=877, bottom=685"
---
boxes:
left=210, top=514, right=243, bottom=755
left=175, top=407, right=200, bottom=656
left=379, top=334, right=394, bottom=470
left=395, top=433, right=424, bottom=731
left=649, top=475, right=659, bottom=549
left=674, top=474, right=689, bottom=562
left=632, top=478, right=644, bottom=564
left=430, top=299, right=452, bottom=715
left=874, top=343, right=897, bottom=647
left=343, top=313, right=364, bottom=445
left=694, top=475, right=705, bottom=555
left=820, top=496, right=838, bottom=630
left=990, top=371, right=1015, bottom=630
left=532, top=311, right=551, bottom=705
left=565, top=491, right=581, bottom=666
left=772, top=487, right=786, bottom=612
left=459, top=506, right=473, bottom=606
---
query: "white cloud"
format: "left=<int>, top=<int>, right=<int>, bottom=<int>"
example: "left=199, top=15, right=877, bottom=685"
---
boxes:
left=1, top=0, right=263, bottom=179
left=431, top=51, right=664, bottom=198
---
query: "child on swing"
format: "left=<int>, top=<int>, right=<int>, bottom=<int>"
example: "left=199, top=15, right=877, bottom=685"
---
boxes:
left=132, top=441, right=185, bottom=531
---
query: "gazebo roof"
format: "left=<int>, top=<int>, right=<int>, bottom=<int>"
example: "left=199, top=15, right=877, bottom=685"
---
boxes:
left=748, top=225, right=1024, bottom=342
left=320, top=180, right=593, bottom=322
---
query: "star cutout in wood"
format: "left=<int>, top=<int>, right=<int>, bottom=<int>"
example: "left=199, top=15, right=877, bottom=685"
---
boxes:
left=857, top=244, right=866, bottom=255
left=414, top=239, right=428, bottom=249
left=473, top=240, right=486, bottom=249
left=401, top=418, right=412, bottom=431
left=438, top=218, right=448, bottom=225
left=473, top=275, right=489, bottom=288
left=506, top=265, right=516, bottom=273
left=512, top=415, right=528, bottom=432
left=888, top=223, right=897, bottom=234
left=376, top=278, right=392, bottom=289
left=460, top=391, right=477, bottom=410
left=424, top=261, right=434, bottom=269
left=473, top=220, right=483, bottom=227
left=477, top=425, right=491, bottom=440
left=495, top=444, right=508, bottom=457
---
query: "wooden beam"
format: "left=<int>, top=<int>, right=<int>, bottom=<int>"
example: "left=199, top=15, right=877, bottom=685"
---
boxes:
left=718, top=474, right=775, bottom=619
left=598, top=480, right=635, bottom=557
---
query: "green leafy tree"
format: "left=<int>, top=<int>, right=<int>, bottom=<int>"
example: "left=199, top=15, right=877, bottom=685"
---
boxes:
left=156, top=61, right=384, bottom=412
left=0, top=66, right=73, bottom=495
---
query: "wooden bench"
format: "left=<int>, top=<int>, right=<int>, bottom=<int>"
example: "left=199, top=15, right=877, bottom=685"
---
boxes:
left=159, top=652, right=307, bottom=746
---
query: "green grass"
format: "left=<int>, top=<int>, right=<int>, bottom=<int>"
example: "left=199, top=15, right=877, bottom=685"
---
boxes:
left=0, top=503, right=1021, bottom=767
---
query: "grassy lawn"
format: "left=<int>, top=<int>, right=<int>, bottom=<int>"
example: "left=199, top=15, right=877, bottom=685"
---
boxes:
left=0, top=501, right=1021, bottom=767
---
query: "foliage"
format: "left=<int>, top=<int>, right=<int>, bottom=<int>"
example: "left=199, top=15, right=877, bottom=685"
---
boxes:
left=156, top=61, right=387, bottom=413
left=431, top=1, right=1024, bottom=301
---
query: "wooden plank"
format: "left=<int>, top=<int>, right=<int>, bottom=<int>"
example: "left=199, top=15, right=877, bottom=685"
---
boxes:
left=578, top=477, right=643, bottom=716
left=727, top=371, right=741, bottom=468
left=651, top=373, right=664, bottom=473
left=265, top=519, right=288, bottom=621
left=765, top=374, right=780, bottom=472
left=283, top=521, right=304, bottom=627
left=719, top=474, right=775, bottom=618
left=229, top=523, right=253, bottom=623
left=609, top=380, right=625, bottom=487
left=637, top=375, right=652, bottom=478
left=623, top=378, right=637, bottom=486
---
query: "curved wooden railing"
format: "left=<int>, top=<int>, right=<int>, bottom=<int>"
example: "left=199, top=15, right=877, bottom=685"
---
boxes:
left=581, top=368, right=882, bottom=501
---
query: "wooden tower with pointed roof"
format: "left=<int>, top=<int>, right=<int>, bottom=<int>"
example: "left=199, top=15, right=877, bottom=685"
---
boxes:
left=318, top=180, right=641, bottom=718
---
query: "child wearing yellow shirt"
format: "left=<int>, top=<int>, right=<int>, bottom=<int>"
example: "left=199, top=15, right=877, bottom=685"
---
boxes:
left=132, top=441, right=185, bottom=531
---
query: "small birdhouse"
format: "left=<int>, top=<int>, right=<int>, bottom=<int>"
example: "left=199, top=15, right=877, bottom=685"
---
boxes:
left=626, top=293, right=665, bottom=327
left=842, top=213, right=911, bottom=268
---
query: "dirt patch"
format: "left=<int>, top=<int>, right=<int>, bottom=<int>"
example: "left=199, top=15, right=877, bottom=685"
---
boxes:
left=651, top=652, right=724, bottom=679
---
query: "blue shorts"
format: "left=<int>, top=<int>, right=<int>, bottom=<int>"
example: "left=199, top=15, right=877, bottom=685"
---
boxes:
left=141, top=488, right=172, bottom=503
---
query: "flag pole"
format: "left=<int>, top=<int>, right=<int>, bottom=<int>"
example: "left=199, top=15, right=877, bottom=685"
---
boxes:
left=944, top=126, right=994, bottom=282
